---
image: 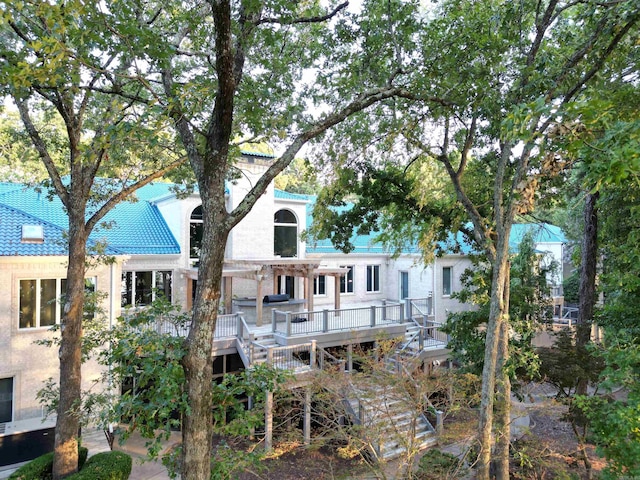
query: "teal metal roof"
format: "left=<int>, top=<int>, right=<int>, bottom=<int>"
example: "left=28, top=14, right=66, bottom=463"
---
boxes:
left=274, top=189, right=311, bottom=201
left=304, top=200, right=391, bottom=255
left=510, top=223, right=566, bottom=246
left=0, top=182, right=180, bottom=256
left=303, top=196, right=565, bottom=256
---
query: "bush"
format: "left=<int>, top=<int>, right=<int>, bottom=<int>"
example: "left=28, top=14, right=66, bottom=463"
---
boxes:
left=414, top=449, right=466, bottom=480
left=67, top=451, right=132, bottom=480
left=9, top=447, right=89, bottom=480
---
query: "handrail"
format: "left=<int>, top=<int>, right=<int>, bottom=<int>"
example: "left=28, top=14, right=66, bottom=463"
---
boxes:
left=317, top=346, right=347, bottom=372
left=272, top=301, right=404, bottom=337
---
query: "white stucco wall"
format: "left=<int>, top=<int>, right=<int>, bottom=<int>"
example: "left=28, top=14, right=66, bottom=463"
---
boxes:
left=433, top=255, right=475, bottom=323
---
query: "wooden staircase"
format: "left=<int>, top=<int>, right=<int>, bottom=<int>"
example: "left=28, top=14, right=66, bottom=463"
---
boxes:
left=346, top=383, right=437, bottom=460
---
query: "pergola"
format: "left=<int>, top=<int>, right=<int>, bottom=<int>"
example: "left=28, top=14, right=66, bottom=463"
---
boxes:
left=182, top=259, right=348, bottom=325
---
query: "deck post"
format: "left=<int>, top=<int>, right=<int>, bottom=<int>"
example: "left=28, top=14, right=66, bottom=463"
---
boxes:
left=267, top=346, right=274, bottom=366
left=249, top=333, right=255, bottom=365
left=323, top=309, right=329, bottom=332
left=303, top=388, right=311, bottom=445
left=286, top=312, right=292, bottom=336
left=272, top=309, right=277, bottom=333
left=419, top=328, right=424, bottom=350
left=382, top=299, right=387, bottom=321
left=248, top=396, right=255, bottom=440
left=237, top=314, right=242, bottom=339
left=347, top=343, right=353, bottom=372
left=404, top=297, right=411, bottom=320
left=310, top=340, right=317, bottom=368
left=265, top=391, right=273, bottom=451
left=370, top=306, right=376, bottom=327
left=436, top=410, right=444, bottom=435
left=334, top=275, right=341, bottom=315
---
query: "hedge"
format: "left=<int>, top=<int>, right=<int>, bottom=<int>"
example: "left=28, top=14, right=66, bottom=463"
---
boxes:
left=9, top=446, right=88, bottom=480
left=67, top=451, right=132, bottom=480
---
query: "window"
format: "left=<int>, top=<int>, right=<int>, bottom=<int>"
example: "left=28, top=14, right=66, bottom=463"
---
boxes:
left=190, top=206, right=203, bottom=264
left=0, top=378, right=13, bottom=423
left=442, top=266, right=452, bottom=296
left=121, top=271, right=172, bottom=308
left=340, top=265, right=354, bottom=294
left=21, top=224, right=44, bottom=243
left=314, top=275, right=326, bottom=296
left=274, top=209, right=298, bottom=258
left=19, top=277, right=97, bottom=329
left=277, top=275, right=295, bottom=298
left=366, top=265, right=380, bottom=293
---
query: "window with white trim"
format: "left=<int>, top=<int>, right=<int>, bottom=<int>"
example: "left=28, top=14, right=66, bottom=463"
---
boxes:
left=366, top=265, right=380, bottom=293
left=190, top=206, right=203, bottom=265
left=340, top=265, right=354, bottom=294
left=0, top=377, right=12, bottom=424
left=314, top=275, right=326, bottom=296
left=442, top=266, right=452, bottom=296
left=18, top=277, right=96, bottom=329
left=121, top=270, right=173, bottom=308
left=274, top=209, right=298, bottom=258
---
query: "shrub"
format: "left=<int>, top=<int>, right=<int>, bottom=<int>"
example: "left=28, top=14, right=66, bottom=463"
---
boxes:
left=9, top=447, right=88, bottom=480
left=414, top=449, right=466, bottom=480
left=67, top=451, right=132, bottom=480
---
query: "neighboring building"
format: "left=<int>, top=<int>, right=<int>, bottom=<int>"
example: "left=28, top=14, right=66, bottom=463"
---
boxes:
left=0, top=152, right=566, bottom=464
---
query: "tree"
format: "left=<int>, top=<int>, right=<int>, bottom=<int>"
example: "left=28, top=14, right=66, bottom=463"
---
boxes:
left=308, top=2, right=639, bottom=477
left=94, top=1, right=431, bottom=478
left=0, top=109, right=59, bottom=182
left=274, top=157, right=321, bottom=195
left=1, top=2, right=184, bottom=477
left=443, top=232, right=554, bottom=384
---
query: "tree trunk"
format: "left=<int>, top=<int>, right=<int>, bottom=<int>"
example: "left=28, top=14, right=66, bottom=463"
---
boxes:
left=494, top=268, right=511, bottom=480
left=52, top=221, right=87, bottom=479
left=576, top=191, right=598, bottom=395
left=477, top=244, right=511, bottom=480
left=181, top=190, right=230, bottom=480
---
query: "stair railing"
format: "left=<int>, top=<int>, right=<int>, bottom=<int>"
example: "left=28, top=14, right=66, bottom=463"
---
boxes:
left=396, top=360, right=442, bottom=435
left=316, top=346, right=347, bottom=373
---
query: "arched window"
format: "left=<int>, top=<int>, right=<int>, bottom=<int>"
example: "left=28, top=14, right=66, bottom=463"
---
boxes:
left=190, top=206, right=203, bottom=263
left=274, top=209, right=297, bottom=257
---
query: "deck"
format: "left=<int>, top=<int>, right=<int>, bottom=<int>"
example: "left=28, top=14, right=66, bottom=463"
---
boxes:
left=138, top=298, right=449, bottom=373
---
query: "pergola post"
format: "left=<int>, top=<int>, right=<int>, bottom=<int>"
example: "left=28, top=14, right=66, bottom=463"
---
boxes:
left=334, top=275, right=341, bottom=313
left=223, top=276, right=233, bottom=314
left=256, top=275, right=264, bottom=326
left=305, top=269, right=314, bottom=312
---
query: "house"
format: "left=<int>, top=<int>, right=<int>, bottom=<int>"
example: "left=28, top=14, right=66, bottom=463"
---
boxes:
left=0, top=151, right=566, bottom=464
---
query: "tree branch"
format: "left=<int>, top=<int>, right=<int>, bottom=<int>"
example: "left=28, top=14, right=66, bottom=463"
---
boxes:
left=86, top=156, right=188, bottom=233
left=256, top=2, right=349, bottom=26
left=14, top=96, right=70, bottom=208
left=229, top=86, right=417, bottom=226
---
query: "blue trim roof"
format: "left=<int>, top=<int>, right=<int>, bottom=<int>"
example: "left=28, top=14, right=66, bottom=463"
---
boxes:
left=510, top=223, right=566, bottom=246
left=303, top=197, right=565, bottom=255
left=0, top=182, right=180, bottom=256
left=274, top=189, right=312, bottom=202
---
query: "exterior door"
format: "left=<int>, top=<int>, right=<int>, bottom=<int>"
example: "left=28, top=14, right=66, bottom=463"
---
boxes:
left=400, top=271, right=409, bottom=300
